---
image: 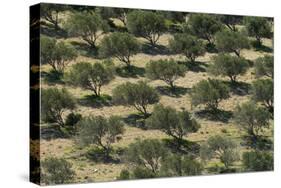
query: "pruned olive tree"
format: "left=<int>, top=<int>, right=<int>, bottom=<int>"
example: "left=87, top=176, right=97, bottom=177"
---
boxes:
left=216, top=15, right=242, bottom=32
left=200, top=135, right=239, bottom=169
left=169, top=34, right=205, bottom=63
left=146, top=59, right=186, bottom=90
left=40, top=36, right=77, bottom=73
left=146, top=104, right=200, bottom=145
left=191, top=79, right=230, bottom=110
left=65, top=11, right=109, bottom=48
left=127, top=10, right=166, bottom=46
left=234, top=101, right=271, bottom=139
left=41, top=88, right=76, bottom=127
left=112, top=81, right=159, bottom=117
left=255, top=55, right=273, bottom=79
left=76, top=115, right=125, bottom=159
left=40, top=4, right=67, bottom=30
left=99, top=32, right=140, bottom=69
left=65, top=61, right=115, bottom=96
left=209, top=53, right=249, bottom=83
left=215, top=30, right=250, bottom=57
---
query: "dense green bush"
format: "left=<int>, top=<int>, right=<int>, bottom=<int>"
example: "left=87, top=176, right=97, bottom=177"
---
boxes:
left=41, top=157, right=75, bottom=185
left=216, top=15, right=242, bottom=31
left=200, top=135, right=239, bottom=169
left=76, top=115, right=124, bottom=159
left=41, top=88, right=76, bottom=127
left=209, top=53, right=249, bottom=83
left=117, top=169, right=131, bottom=180
left=191, top=79, right=230, bottom=110
left=255, top=55, right=273, bottom=78
left=251, top=79, right=273, bottom=113
left=215, top=30, right=250, bottom=56
left=127, top=10, right=166, bottom=46
left=65, top=11, right=109, bottom=48
left=65, top=112, right=82, bottom=126
left=65, top=61, right=115, bottom=96
left=99, top=32, right=140, bottom=69
left=40, top=36, right=77, bottom=73
left=112, top=81, right=159, bottom=117
left=234, top=101, right=271, bottom=139
left=242, top=151, right=273, bottom=171
left=40, top=4, right=67, bottom=30
left=146, top=59, right=186, bottom=89
left=169, top=33, right=205, bottom=63
left=146, top=104, right=200, bottom=145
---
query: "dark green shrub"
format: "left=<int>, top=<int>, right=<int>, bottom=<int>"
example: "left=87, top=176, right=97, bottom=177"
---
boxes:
left=255, top=55, right=273, bottom=78
left=65, top=112, right=82, bottom=126
left=242, top=151, right=273, bottom=171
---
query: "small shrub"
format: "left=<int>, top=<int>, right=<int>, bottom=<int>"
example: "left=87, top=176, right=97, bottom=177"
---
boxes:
left=242, top=151, right=273, bottom=171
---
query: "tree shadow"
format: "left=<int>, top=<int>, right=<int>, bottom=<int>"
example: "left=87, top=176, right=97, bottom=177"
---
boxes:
left=86, top=147, right=122, bottom=164
left=70, top=41, right=98, bottom=58
left=40, top=125, right=68, bottom=140
left=205, top=43, right=218, bottom=53
left=141, top=43, right=171, bottom=55
left=241, top=136, right=273, bottom=151
left=78, top=94, right=112, bottom=108
left=40, top=23, right=68, bottom=39
left=195, top=109, right=233, bottom=123
left=181, top=60, right=208, bottom=73
left=163, top=138, right=201, bottom=157
left=223, top=81, right=251, bottom=96
left=41, top=70, right=64, bottom=85
left=115, top=66, right=145, bottom=78
left=252, top=41, right=273, bottom=53
left=123, top=113, right=149, bottom=130
left=156, top=85, right=190, bottom=97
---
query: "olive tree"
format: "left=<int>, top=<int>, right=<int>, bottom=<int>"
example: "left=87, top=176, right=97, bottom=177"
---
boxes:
left=191, top=79, right=230, bottom=110
left=146, top=59, right=186, bottom=90
left=234, top=101, right=271, bottom=139
left=126, top=139, right=167, bottom=175
left=169, top=34, right=205, bottom=63
left=41, top=88, right=76, bottom=127
left=255, top=55, right=273, bottom=79
left=160, top=154, right=203, bottom=177
left=244, top=17, right=271, bottom=46
left=65, top=61, right=114, bottom=96
left=146, top=104, right=200, bottom=144
left=251, top=79, right=273, bottom=113
left=215, top=30, right=250, bottom=56
left=217, top=15, right=242, bottom=32
left=242, top=151, right=273, bottom=171
left=200, top=135, right=239, bottom=169
left=99, top=32, right=140, bottom=69
left=76, top=115, right=124, bottom=159
left=40, top=4, right=67, bottom=30
left=40, top=36, right=77, bottom=73
left=65, top=11, right=109, bottom=48
left=127, top=10, right=166, bottom=46
left=41, top=157, right=75, bottom=185
left=209, top=54, right=249, bottom=83
left=187, top=14, right=222, bottom=45
left=112, top=81, right=159, bottom=117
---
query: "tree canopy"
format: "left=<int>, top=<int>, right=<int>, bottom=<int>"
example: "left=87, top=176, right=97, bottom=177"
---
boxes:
left=255, top=55, right=273, bottom=79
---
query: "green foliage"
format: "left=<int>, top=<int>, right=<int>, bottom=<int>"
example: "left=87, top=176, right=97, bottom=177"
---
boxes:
left=234, top=101, right=271, bottom=139
left=112, top=81, right=159, bottom=116
left=251, top=79, right=273, bottom=113
left=65, top=112, right=82, bottom=126
left=209, top=53, right=249, bottom=82
left=244, top=17, right=271, bottom=45
left=41, top=88, right=76, bottom=126
left=160, top=154, right=203, bottom=176
left=215, top=30, right=250, bottom=56
left=146, top=59, right=186, bottom=89
left=216, top=15, right=242, bottom=31
left=65, top=61, right=115, bottom=96
left=132, top=166, right=156, bottom=179
left=146, top=104, right=200, bottom=142
left=187, top=14, right=222, bottom=44
left=40, top=36, right=77, bottom=73
left=127, top=10, right=166, bottom=46
left=96, top=7, right=129, bottom=26
left=65, top=11, right=109, bottom=48
left=242, top=151, right=273, bottom=171
left=40, top=4, right=67, bottom=30
left=117, top=169, right=131, bottom=180
left=191, top=79, right=230, bottom=110
left=126, top=139, right=167, bottom=174
left=99, top=32, right=140, bottom=68
left=41, top=157, right=75, bottom=185
left=200, top=135, right=239, bottom=169
left=255, top=55, right=273, bottom=78
left=76, top=115, right=125, bottom=159
left=169, top=34, right=205, bottom=62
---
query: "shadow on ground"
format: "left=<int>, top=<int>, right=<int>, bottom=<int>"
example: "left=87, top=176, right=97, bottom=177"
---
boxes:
left=78, top=94, right=112, bottom=108
left=195, top=109, right=233, bottom=123
left=141, top=43, right=171, bottom=55
left=156, top=85, right=190, bottom=97
left=115, top=66, right=145, bottom=78
left=123, top=113, right=149, bottom=130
